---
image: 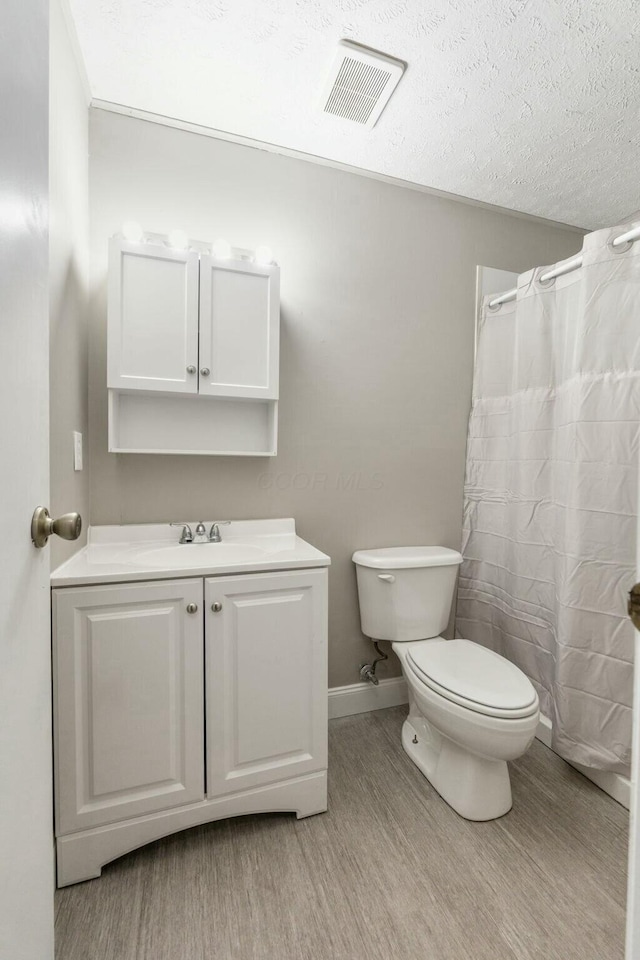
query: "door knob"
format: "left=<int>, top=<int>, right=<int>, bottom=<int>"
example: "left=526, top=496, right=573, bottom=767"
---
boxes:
left=200, top=367, right=210, bottom=377
left=628, top=584, right=640, bottom=631
left=186, top=365, right=196, bottom=374
left=186, top=603, right=198, bottom=614
left=31, top=507, right=82, bottom=549
left=211, top=602, right=222, bottom=613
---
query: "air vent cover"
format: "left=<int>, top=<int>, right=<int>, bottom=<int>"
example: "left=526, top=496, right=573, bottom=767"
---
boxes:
left=320, top=40, right=405, bottom=129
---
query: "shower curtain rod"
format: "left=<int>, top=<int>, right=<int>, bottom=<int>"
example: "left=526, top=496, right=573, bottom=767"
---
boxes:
left=488, top=223, right=640, bottom=308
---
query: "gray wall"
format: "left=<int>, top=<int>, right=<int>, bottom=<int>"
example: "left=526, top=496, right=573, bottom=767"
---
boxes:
left=49, top=0, right=90, bottom=566
left=88, top=110, right=582, bottom=686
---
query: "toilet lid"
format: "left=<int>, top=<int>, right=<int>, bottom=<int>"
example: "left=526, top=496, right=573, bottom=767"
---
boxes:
left=352, top=546, right=463, bottom=569
left=405, top=640, right=538, bottom=718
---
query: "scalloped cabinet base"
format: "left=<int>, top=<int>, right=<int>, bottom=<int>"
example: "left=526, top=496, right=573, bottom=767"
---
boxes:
left=56, top=772, right=327, bottom=887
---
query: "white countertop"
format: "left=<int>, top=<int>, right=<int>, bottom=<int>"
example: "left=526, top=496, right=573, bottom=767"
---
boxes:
left=51, top=518, right=331, bottom=587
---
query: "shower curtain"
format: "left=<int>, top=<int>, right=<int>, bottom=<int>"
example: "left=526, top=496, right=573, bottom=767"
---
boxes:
left=456, top=223, right=640, bottom=774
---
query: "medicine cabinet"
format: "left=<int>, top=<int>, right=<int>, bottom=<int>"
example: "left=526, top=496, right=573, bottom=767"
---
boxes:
left=107, top=237, right=280, bottom=455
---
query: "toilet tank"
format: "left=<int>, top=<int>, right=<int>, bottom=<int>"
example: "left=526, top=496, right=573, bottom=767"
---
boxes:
left=352, top=546, right=463, bottom=642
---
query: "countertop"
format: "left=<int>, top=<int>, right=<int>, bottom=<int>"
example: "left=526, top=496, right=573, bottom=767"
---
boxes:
left=51, top=518, right=331, bottom=587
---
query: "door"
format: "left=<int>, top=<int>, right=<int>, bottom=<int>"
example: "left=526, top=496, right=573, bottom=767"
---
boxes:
left=205, top=569, right=327, bottom=797
left=53, top=580, right=205, bottom=834
left=0, top=0, right=54, bottom=957
left=198, top=256, right=279, bottom=399
left=108, top=238, right=200, bottom=394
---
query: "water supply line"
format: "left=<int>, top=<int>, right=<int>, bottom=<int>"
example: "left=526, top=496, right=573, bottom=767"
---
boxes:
left=360, top=640, right=388, bottom=685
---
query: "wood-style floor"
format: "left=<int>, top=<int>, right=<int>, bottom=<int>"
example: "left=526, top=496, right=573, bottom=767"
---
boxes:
left=55, top=706, right=628, bottom=960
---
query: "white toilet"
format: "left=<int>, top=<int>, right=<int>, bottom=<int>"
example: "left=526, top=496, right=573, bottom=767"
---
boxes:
left=352, top=546, right=539, bottom=821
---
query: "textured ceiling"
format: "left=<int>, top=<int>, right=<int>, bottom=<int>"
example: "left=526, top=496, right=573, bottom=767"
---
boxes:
left=69, top=0, right=640, bottom=228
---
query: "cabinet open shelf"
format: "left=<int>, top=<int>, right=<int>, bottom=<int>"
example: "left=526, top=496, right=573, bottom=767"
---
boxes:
left=108, top=390, right=278, bottom=456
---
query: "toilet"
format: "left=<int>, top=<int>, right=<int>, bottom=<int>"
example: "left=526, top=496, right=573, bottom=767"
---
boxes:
left=352, top=546, right=539, bottom=821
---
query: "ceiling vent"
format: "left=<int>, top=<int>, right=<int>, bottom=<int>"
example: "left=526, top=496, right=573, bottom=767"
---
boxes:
left=320, top=40, right=405, bottom=129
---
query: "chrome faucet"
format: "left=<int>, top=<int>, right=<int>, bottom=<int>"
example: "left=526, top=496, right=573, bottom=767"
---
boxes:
left=170, top=521, right=230, bottom=544
left=209, top=521, right=230, bottom=542
left=170, top=522, right=194, bottom=544
left=193, top=522, right=209, bottom=544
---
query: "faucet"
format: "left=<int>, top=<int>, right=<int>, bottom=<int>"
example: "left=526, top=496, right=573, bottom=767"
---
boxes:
left=209, top=521, right=230, bottom=542
left=170, top=521, right=230, bottom=544
left=170, top=522, right=194, bottom=544
left=193, top=522, right=209, bottom=544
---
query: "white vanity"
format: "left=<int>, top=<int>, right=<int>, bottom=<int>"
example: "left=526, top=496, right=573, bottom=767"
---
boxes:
left=51, top=519, right=330, bottom=886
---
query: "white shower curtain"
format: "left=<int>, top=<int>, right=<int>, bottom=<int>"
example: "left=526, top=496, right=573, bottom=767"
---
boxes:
left=456, top=223, right=640, bottom=774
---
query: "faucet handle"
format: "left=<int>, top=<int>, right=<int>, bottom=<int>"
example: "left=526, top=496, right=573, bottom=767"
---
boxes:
left=170, top=522, right=193, bottom=544
left=208, top=521, right=230, bottom=542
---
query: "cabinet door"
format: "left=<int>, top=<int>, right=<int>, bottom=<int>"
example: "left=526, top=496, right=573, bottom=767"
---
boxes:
left=108, top=238, right=200, bottom=394
left=198, top=256, right=279, bottom=399
left=53, top=579, right=204, bottom=835
left=205, top=569, right=327, bottom=797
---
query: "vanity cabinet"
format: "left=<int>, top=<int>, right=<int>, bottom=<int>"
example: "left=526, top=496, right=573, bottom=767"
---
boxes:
left=53, top=579, right=205, bottom=835
left=52, top=566, right=328, bottom=886
left=206, top=571, right=327, bottom=797
left=107, top=237, right=280, bottom=456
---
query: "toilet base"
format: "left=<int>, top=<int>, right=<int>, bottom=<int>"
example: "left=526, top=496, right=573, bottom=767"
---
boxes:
left=401, top=717, right=513, bottom=821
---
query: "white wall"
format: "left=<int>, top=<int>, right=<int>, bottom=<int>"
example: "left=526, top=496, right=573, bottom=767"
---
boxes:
left=49, top=0, right=90, bottom=567
left=88, top=109, right=583, bottom=687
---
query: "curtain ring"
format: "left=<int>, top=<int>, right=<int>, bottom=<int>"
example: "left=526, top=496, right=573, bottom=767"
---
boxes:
left=608, top=235, right=633, bottom=254
left=536, top=266, right=555, bottom=287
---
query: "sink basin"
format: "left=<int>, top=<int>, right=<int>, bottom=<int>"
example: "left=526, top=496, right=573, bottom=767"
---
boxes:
left=132, top=543, right=267, bottom=568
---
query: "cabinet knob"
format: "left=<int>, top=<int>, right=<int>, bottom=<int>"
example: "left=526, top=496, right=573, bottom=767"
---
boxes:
left=186, top=365, right=196, bottom=374
left=186, top=603, right=198, bottom=614
left=200, top=367, right=210, bottom=377
left=211, top=602, right=222, bottom=613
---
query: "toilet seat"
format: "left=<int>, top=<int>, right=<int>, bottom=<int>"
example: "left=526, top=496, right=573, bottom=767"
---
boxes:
left=405, top=639, right=538, bottom=720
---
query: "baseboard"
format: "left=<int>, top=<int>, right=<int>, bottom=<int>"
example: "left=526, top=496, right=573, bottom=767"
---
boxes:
left=328, top=677, right=408, bottom=720
left=536, top=714, right=554, bottom=748
left=536, top=715, right=630, bottom=809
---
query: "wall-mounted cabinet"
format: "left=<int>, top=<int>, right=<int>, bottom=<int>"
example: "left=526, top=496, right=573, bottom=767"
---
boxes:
left=108, top=242, right=201, bottom=395
left=198, top=256, right=279, bottom=400
left=107, top=238, right=280, bottom=455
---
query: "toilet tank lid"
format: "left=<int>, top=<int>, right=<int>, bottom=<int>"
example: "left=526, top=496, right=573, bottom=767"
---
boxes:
left=352, top=546, right=463, bottom=569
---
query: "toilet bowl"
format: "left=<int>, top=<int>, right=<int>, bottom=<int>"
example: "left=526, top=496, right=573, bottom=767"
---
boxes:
left=352, top=546, right=540, bottom=821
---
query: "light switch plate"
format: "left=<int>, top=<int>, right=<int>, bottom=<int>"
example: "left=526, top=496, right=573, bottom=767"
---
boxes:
left=73, top=431, right=83, bottom=471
